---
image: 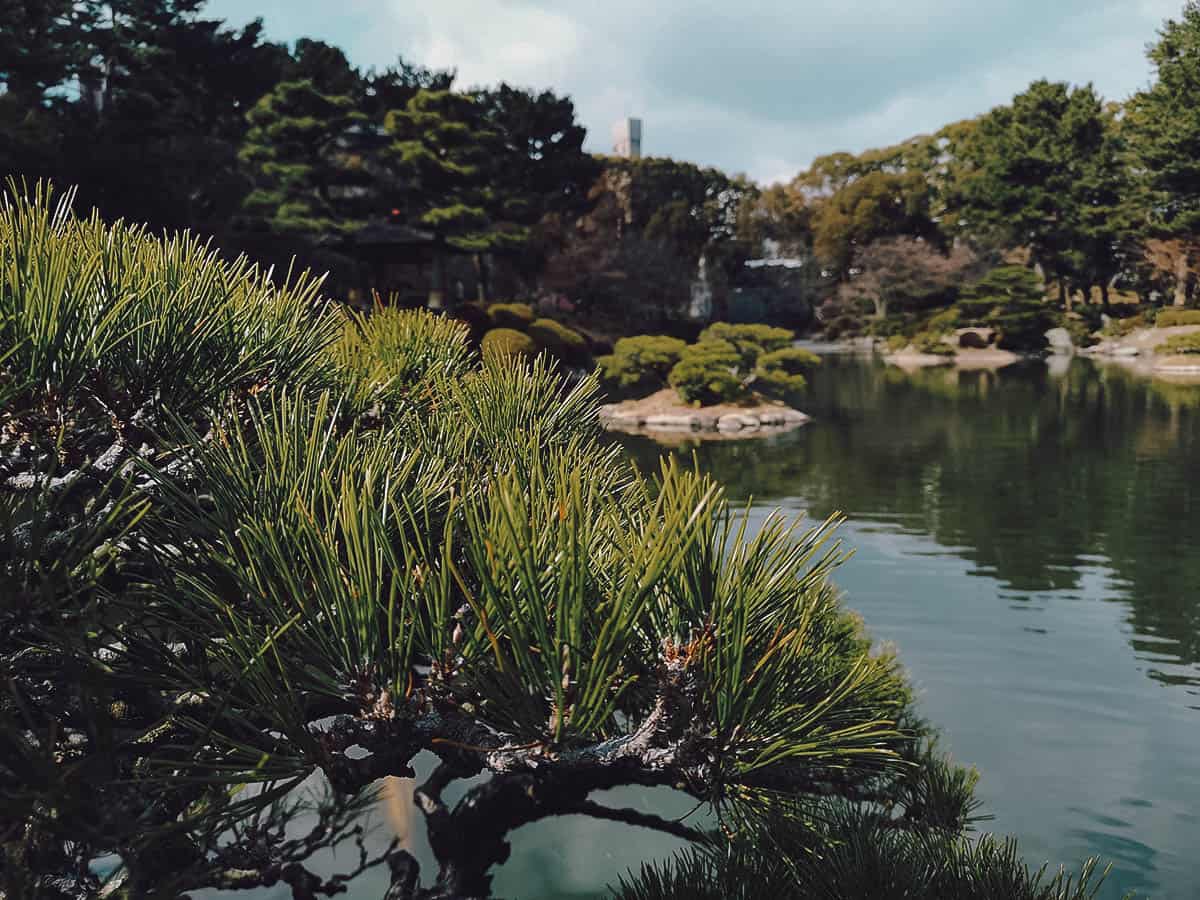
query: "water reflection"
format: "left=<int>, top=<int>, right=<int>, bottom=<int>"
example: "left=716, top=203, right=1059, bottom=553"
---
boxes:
left=609, top=356, right=1200, bottom=899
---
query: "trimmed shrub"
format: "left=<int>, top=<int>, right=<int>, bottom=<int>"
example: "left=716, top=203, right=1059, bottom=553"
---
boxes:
left=926, top=306, right=961, bottom=335
left=481, top=327, right=537, bottom=359
left=886, top=334, right=910, bottom=352
left=756, top=347, right=821, bottom=398
left=669, top=339, right=744, bottom=405
left=1157, top=332, right=1200, bottom=355
left=914, top=332, right=956, bottom=356
left=1156, top=309, right=1200, bottom=328
left=597, top=334, right=688, bottom=391
left=1061, top=317, right=1099, bottom=349
left=454, top=302, right=492, bottom=341
left=487, top=302, right=536, bottom=330
left=528, top=318, right=590, bottom=363
left=698, top=322, right=795, bottom=368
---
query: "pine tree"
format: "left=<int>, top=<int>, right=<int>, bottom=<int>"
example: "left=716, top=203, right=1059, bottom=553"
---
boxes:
left=1126, top=1, right=1200, bottom=305
left=959, top=264, right=1055, bottom=351
left=238, top=78, right=366, bottom=236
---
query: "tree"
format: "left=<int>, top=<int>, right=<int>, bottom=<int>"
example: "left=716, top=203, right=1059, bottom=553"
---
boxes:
left=959, top=264, right=1055, bottom=351
left=951, top=80, right=1127, bottom=308
left=237, top=78, right=366, bottom=236
left=810, top=169, right=937, bottom=274
left=838, top=237, right=978, bottom=321
left=1126, top=1, right=1200, bottom=306
left=386, top=89, right=514, bottom=305
left=0, top=183, right=1108, bottom=900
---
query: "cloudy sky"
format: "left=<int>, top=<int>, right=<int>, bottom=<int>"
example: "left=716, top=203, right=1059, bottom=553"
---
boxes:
left=206, top=0, right=1183, bottom=185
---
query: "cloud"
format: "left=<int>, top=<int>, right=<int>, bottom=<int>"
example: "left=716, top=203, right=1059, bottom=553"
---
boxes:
left=205, top=0, right=1186, bottom=183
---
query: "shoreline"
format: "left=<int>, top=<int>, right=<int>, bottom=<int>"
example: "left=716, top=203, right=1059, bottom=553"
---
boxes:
left=598, top=388, right=810, bottom=440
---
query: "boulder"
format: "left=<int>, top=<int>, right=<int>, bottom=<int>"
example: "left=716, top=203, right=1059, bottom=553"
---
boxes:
left=717, top=415, right=745, bottom=432
left=1045, top=327, right=1074, bottom=355
left=1112, top=346, right=1141, bottom=358
left=955, top=327, right=994, bottom=349
left=644, top=414, right=701, bottom=430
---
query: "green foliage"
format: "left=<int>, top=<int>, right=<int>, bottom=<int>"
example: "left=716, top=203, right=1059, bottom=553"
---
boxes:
left=527, top=317, right=589, bottom=363
left=958, top=266, right=1054, bottom=352
left=886, top=334, right=910, bottom=352
left=0, top=181, right=338, bottom=418
left=487, top=301, right=536, bottom=330
left=1060, top=316, right=1099, bottom=349
left=1102, top=315, right=1143, bottom=338
left=913, top=332, right=956, bottom=356
left=330, top=306, right=473, bottom=408
left=597, top=335, right=689, bottom=391
left=1157, top=332, right=1200, bottom=354
left=481, top=326, right=537, bottom=358
left=1126, top=2, right=1200, bottom=236
left=754, top=348, right=821, bottom=398
left=1155, top=309, right=1200, bottom=327
left=950, top=80, right=1130, bottom=296
left=613, top=812, right=1107, bottom=900
left=669, top=339, right=744, bottom=405
left=698, top=322, right=795, bottom=368
left=239, top=78, right=366, bottom=236
left=926, top=306, right=962, bottom=335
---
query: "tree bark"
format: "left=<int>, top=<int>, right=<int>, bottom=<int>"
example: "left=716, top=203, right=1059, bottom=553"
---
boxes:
left=473, top=254, right=490, bottom=303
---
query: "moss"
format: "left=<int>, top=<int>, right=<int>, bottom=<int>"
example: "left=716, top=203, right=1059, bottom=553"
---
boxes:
left=487, top=302, right=536, bottom=330
left=481, top=327, right=537, bottom=359
left=669, top=339, right=744, bottom=405
left=1155, top=309, right=1200, bottom=328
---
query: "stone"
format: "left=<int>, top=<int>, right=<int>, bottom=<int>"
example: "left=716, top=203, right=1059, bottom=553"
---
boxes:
left=717, top=415, right=745, bottom=432
left=956, top=327, right=995, bottom=349
left=1112, top=346, right=1141, bottom=358
left=1045, top=327, right=1074, bottom=355
left=644, top=414, right=701, bottom=430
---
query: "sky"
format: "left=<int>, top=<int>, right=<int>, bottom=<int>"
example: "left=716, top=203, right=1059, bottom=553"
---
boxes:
left=205, top=0, right=1185, bottom=185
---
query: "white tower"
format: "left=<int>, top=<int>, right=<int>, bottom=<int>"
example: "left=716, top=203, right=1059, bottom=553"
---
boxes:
left=612, top=117, right=642, bottom=159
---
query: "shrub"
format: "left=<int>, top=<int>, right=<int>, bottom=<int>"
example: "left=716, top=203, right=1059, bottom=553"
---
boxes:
left=668, top=339, right=744, bottom=405
left=597, top=334, right=688, bottom=391
left=886, top=334, right=910, bottom=352
left=756, top=347, right=821, bottom=398
left=698, top=322, right=794, bottom=368
left=527, top=317, right=590, bottom=363
left=926, top=306, right=962, bottom=335
left=1102, top=315, right=1142, bottom=338
left=454, top=301, right=492, bottom=341
left=1156, top=309, right=1200, bottom=328
left=487, top=301, right=536, bottom=330
left=481, top=327, right=537, bottom=358
left=913, top=332, right=956, bottom=356
left=1157, top=332, right=1200, bottom=354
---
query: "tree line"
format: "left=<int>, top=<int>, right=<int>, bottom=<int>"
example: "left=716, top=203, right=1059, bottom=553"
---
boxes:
left=6, top=1, right=1200, bottom=337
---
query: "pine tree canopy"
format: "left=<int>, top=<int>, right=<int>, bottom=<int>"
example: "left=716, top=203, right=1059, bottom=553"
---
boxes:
left=0, top=182, right=1112, bottom=898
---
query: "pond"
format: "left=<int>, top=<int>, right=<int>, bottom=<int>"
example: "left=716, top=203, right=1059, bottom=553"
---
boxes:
left=234, top=356, right=1200, bottom=900
left=609, top=355, right=1200, bottom=900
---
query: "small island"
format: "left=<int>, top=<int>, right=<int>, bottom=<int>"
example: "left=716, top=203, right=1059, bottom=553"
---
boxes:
left=596, top=324, right=818, bottom=440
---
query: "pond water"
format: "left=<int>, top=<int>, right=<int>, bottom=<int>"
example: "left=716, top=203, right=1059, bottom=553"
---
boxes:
left=610, top=355, right=1200, bottom=900
left=235, top=356, right=1200, bottom=900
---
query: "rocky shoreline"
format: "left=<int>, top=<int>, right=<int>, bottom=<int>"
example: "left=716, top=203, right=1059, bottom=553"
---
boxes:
left=598, top=388, right=809, bottom=439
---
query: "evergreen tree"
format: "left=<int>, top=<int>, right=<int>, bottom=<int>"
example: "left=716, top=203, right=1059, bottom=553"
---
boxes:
left=959, top=264, right=1055, bottom=351
left=1126, top=1, right=1200, bottom=305
left=952, top=80, right=1127, bottom=307
left=238, top=78, right=366, bottom=236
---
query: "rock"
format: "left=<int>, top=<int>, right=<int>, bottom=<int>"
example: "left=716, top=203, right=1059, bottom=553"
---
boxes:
left=779, top=409, right=810, bottom=424
left=1045, top=327, right=1074, bottom=355
left=955, top=327, right=995, bottom=349
left=1113, top=346, right=1141, bottom=358
left=717, top=415, right=745, bottom=432
left=644, top=414, right=701, bottom=430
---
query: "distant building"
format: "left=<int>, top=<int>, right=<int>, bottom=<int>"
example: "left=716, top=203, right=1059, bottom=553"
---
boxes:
left=612, top=117, right=642, bottom=159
